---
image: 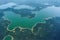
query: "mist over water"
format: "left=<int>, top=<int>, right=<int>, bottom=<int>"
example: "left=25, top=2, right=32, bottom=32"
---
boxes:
left=4, top=6, right=60, bottom=30
left=0, top=0, right=60, bottom=5
left=0, top=0, right=60, bottom=40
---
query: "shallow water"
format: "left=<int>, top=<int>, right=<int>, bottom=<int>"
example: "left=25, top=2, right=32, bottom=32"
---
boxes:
left=4, top=6, right=60, bottom=40
left=4, top=6, right=60, bottom=31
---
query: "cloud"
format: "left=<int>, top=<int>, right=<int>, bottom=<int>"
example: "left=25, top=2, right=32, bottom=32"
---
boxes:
left=0, top=2, right=17, bottom=9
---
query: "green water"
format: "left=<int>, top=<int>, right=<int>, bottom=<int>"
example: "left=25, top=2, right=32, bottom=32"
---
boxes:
left=4, top=6, right=60, bottom=31
left=3, top=35, right=13, bottom=40
left=4, top=6, right=60, bottom=40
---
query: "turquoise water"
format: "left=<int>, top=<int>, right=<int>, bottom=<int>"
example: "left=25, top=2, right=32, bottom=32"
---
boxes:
left=3, top=35, right=13, bottom=40
left=4, top=6, right=60, bottom=31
